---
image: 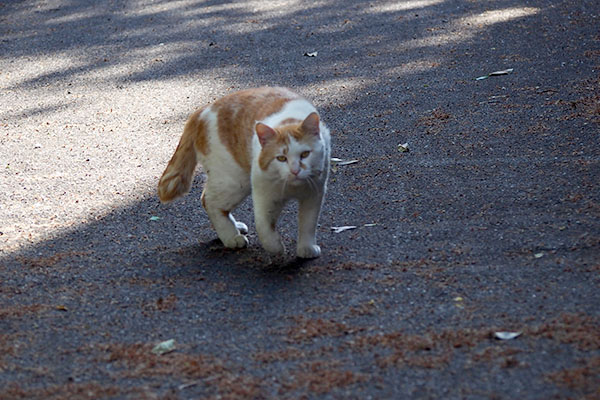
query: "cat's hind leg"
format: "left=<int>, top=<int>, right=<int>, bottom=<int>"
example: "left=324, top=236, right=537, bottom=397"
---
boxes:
left=201, top=180, right=250, bottom=249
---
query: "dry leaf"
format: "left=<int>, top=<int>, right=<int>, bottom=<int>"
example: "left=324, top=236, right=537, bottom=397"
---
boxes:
left=494, top=331, right=522, bottom=340
left=151, top=339, right=176, bottom=355
left=398, top=142, right=409, bottom=152
left=331, top=226, right=358, bottom=233
left=476, top=68, right=514, bottom=80
left=331, top=158, right=359, bottom=166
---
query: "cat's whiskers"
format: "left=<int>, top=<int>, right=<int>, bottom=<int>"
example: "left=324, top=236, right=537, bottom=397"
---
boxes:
left=281, top=176, right=289, bottom=198
left=306, top=176, right=319, bottom=194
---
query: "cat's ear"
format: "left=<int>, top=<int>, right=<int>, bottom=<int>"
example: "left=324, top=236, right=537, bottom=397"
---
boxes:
left=256, top=123, right=276, bottom=147
left=301, top=112, right=320, bottom=136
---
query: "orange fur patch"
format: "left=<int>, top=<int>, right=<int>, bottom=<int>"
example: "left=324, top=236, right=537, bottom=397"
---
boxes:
left=288, top=125, right=306, bottom=142
left=192, top=108, right=209, bottom=156
left=278, top=117, right=319, bottom=143
left=280, top=118, right=302, bottom=126
left=214, top=87, right=300, bottom=172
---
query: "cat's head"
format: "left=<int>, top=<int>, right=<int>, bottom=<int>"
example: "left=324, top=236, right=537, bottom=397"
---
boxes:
left=256, top=112, right=326, bottom=184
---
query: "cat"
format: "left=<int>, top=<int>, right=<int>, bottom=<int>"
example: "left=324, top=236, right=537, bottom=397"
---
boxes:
left=158, top=87, right=331, bottom=258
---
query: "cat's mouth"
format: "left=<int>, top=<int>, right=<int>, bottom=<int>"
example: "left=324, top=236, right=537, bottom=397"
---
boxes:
left=287, top=174, right=307, bottom=184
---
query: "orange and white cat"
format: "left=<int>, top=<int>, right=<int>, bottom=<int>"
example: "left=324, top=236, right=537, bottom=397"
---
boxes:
left=158, top=87, right=331, bottom=258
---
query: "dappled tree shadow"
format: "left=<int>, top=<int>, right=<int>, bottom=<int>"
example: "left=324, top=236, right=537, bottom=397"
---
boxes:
left=2, top=0, right=553, bottom=95
left=1, top=0, right=599, bottom=398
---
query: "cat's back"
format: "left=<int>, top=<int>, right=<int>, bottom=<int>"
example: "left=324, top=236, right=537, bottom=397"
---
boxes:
left=212, top=87, right=301, bottom=118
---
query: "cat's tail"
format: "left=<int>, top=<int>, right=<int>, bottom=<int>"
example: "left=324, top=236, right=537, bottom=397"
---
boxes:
left=158, top=109, right=204, bottom=203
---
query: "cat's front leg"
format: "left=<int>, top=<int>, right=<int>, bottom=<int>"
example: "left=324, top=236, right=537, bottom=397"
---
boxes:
left=296, top=194, right=324, bottom=258
left=253, top=194, right=285, bottom=255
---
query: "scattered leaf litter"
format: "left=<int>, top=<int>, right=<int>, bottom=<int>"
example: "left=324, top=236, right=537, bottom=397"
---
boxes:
left=331, top=226, right=358, bottom=233
left=331, top=157, right=359, bottom=166
left=476, top=68, right=514, bottom=80
left=453, top=296, right=464, bottom=308
left=151, top=339, right=176, bottom=355
left=494, top=331, right=522, bottom=340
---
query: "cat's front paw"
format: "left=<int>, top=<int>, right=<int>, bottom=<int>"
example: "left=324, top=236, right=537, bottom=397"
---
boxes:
left=222, top=234, right=249, bottom=249
left=297, top=244, right=321, bottom=259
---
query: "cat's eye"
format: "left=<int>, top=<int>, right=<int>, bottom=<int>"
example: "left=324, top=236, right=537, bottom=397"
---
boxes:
left=300, top=151, right=310, bottom=159
left=276, top=155, right=287, bottom=162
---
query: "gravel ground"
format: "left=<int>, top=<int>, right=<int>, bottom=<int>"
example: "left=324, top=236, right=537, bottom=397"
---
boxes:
left=1, top=0, right=599, bottom=399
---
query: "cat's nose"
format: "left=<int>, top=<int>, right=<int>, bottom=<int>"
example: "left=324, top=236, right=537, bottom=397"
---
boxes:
left=290, top=162, right=301, bottom=176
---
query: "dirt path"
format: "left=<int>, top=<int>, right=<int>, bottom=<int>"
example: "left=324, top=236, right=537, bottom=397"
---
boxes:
left=1, top=0, right=599, bottom=398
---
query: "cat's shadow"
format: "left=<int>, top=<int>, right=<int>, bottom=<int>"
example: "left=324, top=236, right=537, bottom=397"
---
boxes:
left=173, top=238, right=313, bottom=278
